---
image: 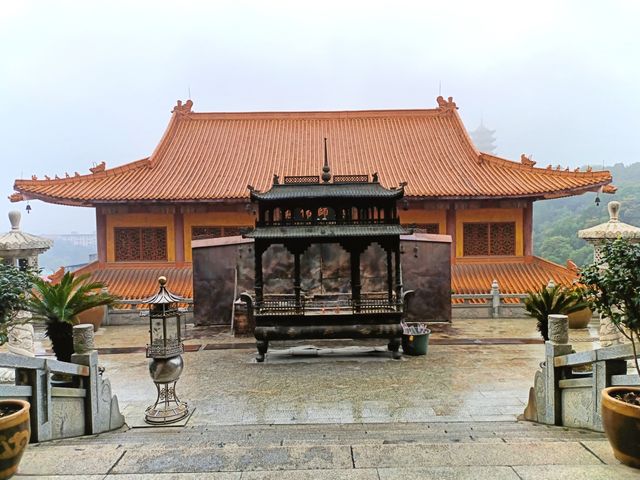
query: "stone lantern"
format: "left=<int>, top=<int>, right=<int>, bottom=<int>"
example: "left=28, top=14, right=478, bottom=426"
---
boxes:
left=142, top=276, right=189, bottom=424
left=0, top=211, right=52, bottom=373
left=578, top=201, right=640, bottom=346
left=0, top=211, right=52, bottom=269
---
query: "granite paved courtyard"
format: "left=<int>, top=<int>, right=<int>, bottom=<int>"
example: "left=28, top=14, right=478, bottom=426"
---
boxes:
left=16, top=318, right=639, bottom=478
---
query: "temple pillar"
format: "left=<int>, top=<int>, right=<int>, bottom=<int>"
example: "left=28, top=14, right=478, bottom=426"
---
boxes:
left=350, top=249, right=361, bottom=312
left=386, top=248, right=393, bottom=302
left=174, top=210, right=185, bottom=263
left=446, top=204, right=456, bottom=264
left=254, top=241, right=264, bottom=303
left=96, top=208, right=107, bottom=263
left=523, top=202, right=533, bottom=257
left=294, top=252, right=301, bottom=309
left=394, top=241, right=402, bottom=305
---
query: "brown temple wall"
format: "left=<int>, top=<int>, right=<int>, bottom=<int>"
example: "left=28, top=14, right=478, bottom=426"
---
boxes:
left=192, top=234, right=452, bottom=326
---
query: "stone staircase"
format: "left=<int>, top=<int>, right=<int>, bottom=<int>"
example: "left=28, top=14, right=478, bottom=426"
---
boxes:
left=18, top=421, right=640, bottom=479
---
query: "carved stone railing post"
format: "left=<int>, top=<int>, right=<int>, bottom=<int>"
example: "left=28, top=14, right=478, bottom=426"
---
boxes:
left=72, top=324, right=95, bottom=354
left=71, top=324, right=124, bottom=435
left=548, top=314, right=569, bottom=345
left=541, top=314, right=571, bottom=425
left=490, top=279, right=500, bottom=318
left=543, top=341, right=572, bottom=426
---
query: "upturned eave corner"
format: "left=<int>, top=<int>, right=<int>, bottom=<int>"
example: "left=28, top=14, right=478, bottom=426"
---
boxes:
left=8, top=192, right=24, bottom=203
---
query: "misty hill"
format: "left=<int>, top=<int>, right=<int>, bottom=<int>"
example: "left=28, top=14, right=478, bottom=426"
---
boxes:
left=38, top=235, right=96, bottom=275
left=533, top=162, right=640, bottom=266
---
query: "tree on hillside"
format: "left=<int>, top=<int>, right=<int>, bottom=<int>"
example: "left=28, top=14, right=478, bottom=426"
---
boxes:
left=533, top=162, right=640, bottom=266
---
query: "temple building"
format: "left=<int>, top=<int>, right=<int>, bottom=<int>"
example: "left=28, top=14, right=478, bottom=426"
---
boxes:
left=10, top=96, right=614, bottom=305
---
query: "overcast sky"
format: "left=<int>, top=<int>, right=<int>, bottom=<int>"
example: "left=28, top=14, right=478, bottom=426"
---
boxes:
left=1, top=1, right=639, bottom=234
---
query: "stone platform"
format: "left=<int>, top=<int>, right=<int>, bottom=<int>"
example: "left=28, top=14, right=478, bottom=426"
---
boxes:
left=15, top=318, right=637, bottom=478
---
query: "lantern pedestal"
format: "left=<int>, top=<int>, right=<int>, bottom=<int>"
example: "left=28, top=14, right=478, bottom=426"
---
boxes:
left=144, top=381, right=189, bottom=425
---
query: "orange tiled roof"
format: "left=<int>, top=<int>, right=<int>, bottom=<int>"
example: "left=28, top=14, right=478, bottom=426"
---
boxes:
left=12, top=97, right=612, bottom=205
left=69, top=262, right=193, bottom=303
left=452, top=256, right=577, bottom=303
left=69, top=256, right=576, bottom=306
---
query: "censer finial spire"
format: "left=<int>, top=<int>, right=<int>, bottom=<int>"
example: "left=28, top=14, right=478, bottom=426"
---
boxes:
left=321, top=137, right=331, bottom=183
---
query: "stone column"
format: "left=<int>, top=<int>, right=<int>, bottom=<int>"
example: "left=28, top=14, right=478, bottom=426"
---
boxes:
left=73, top=324, right=96, bottom=354
left=548, top=314, right=569, bottom=345
left=386, top=249, right=393, bottom=303
left=350, top=249, right=361, bottom=312
left=293, top=252, right=301, bottom=308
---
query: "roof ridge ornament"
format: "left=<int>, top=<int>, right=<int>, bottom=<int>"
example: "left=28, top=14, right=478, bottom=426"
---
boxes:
left=90, top=161, right=106, bottom=174
left=520, top=154, right=536, bottom=167
left=436, top=96, right=457, bottom=111
left=321, top=137, right=331, bottom=183
left=172, top=99, right=193, bottom=116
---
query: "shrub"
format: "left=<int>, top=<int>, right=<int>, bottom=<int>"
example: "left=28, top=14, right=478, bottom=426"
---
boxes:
left=0, top=263, right=37, bottom=344
left=524, top=284, right=589, bottom=340
left=580, top=238, right=640, bottom=377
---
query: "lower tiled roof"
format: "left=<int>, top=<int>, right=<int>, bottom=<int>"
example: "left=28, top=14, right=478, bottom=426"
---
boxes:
left=64, top=262, right=193, bottom=307
left=452, top=256, right=577, bottom=303
left=66, top=256, right=576, bottom=307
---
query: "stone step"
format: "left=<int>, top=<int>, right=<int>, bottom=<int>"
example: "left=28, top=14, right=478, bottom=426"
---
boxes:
left=46, top=421, right=605, bottom=448
left=20, top=439, right=625, bottom=477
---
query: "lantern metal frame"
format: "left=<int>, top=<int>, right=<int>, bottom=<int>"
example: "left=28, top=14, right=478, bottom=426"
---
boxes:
left=142, top=276, right=189, bottom=425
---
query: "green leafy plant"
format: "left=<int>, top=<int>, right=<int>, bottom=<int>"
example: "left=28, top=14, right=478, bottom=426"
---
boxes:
left=0, top=263, right=37, bottom=344
left=524, top=284, right=589, bottom=341
left=580, top=238, right=640, bottom=378
left=26, top=271, right=116, bottom=362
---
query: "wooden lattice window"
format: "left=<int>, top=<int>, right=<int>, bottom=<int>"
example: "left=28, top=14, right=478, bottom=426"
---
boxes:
left=403, top=223, right=439, bottom=234
left=192, top=226, right=222, bottom=240
left=115, top=227, right=167, bottom=261
left=463, top=222, right=515, bottom=256
left=191, top=226, right=245, bottom=240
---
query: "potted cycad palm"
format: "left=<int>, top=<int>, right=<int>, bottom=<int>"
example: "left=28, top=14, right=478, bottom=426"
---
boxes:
left=580, top=238, right=640, bottom=468
left=524, top=284, right=589, bottom=341
left=26, top=271, right=116, bottom=362
left=0, top=263, right=37, bottom=479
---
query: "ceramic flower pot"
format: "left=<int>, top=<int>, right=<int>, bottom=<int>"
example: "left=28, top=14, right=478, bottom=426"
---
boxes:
left=0, top=400, right=30, bottom=479
left=75, top=305, right=107, bottom=332
left=567, top=307, right=592, bottom=329
left=601, top=386, right=640, bottom=468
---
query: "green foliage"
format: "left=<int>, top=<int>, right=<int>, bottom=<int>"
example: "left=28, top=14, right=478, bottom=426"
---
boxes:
left=0, top=263, right=37, bottom=344
left=26, top=271, right=117, bottom=361
left=580, top=238, right=640, bottom=377
left=524, top=284, right=589, bottom=340
left=534, top=162, right=640, bottom=266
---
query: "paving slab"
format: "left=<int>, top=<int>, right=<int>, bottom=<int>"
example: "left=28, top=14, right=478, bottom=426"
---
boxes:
left=241, top=469, right=379, bottom=479
left=352, top=442, right=602, bottom=468
left=14, top=476, right=105, bottom=480
left=18, top=444, right=125, bottom=476
left=15, top=476, right=241, bottom=480
left=377, top=466, right=520, bottom=480
left=580, top=440, right=620, bottom=465
left=109, top=475, right=241, bottom=479
left=513, top=464, right=640, bottom=479
left=113, top=445, right=352, bottom=473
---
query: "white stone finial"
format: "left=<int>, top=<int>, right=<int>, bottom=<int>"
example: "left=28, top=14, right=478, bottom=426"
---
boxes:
left=608, top=201, right=620, bottom=223
left=8, top=211, right=21, bottom=231
left=547, top=279, right=555, bottom=289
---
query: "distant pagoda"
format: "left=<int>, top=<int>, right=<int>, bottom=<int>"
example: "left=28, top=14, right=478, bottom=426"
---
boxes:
left=470, top=120, right=496, bottom=154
